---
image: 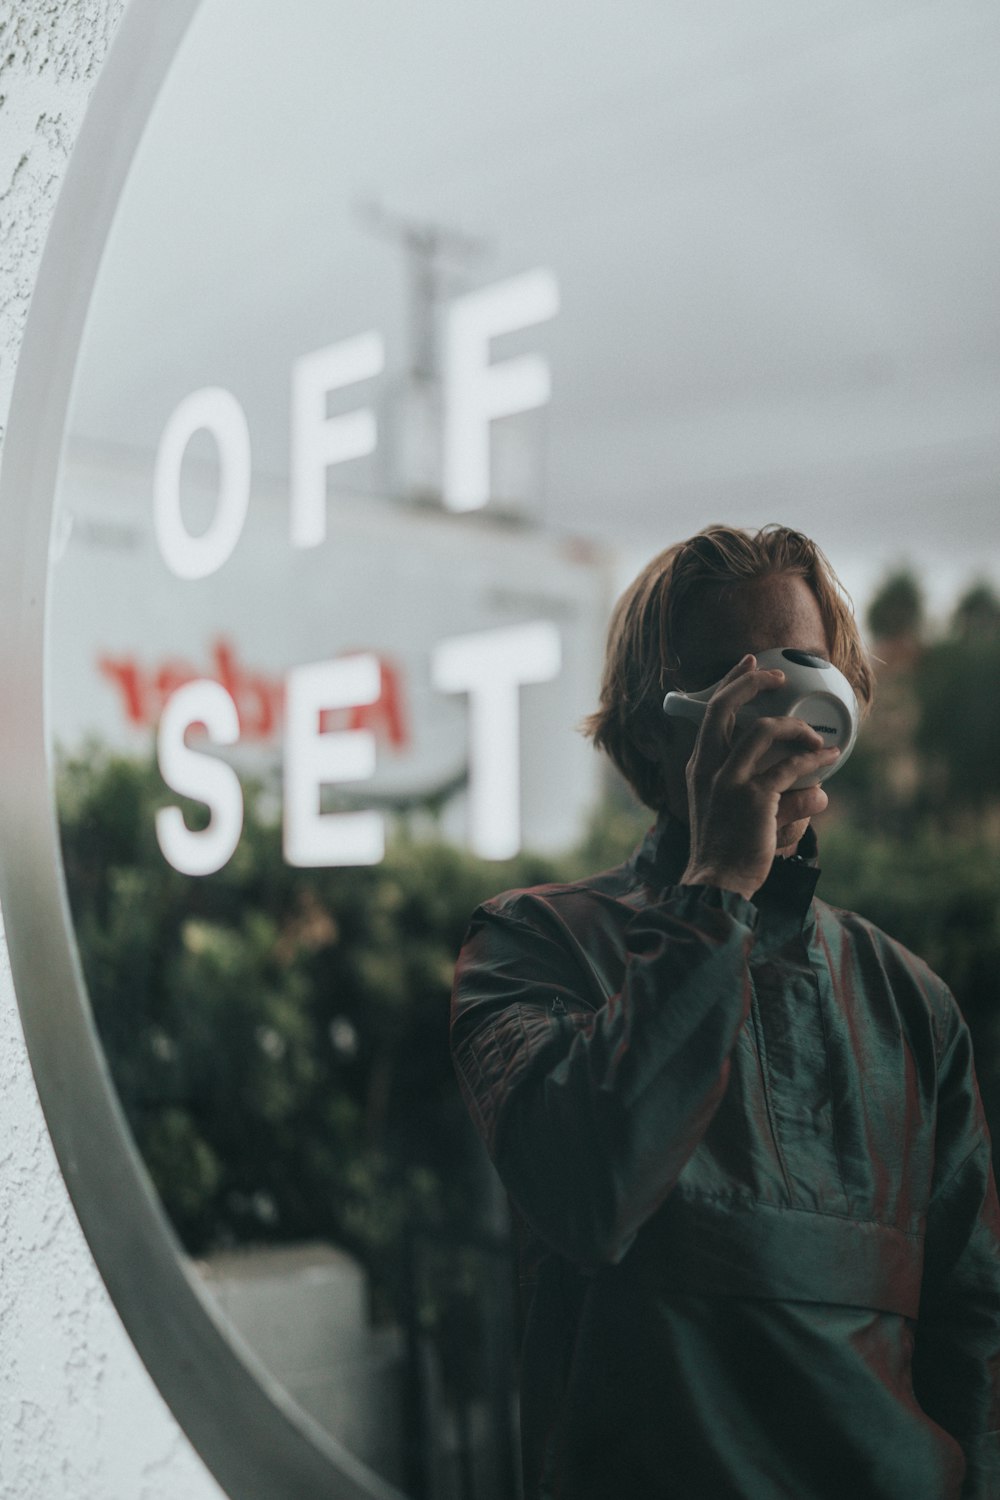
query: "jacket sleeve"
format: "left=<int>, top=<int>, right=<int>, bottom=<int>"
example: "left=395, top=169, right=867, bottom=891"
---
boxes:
left=913, top=997, right=1000, bottom=1499
left=450, top=882, right=758, bottom=1268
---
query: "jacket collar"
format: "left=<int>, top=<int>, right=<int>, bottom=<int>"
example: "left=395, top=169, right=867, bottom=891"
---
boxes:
left=633, top=814, right=820, bottom=935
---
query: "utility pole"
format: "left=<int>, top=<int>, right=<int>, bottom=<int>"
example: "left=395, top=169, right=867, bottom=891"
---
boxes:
left=357, top=201, right=487, bottom=501
left=358, top=200, right=487, bottom=381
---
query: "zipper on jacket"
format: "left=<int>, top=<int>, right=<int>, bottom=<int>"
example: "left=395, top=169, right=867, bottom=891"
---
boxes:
left=748, top=973, right=795, bottom=1204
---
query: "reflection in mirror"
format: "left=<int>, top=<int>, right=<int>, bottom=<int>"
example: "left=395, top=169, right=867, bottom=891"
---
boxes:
left=49, top=1, right=628, bottom=1491
left=44, top=0, right=1000, bottom=1493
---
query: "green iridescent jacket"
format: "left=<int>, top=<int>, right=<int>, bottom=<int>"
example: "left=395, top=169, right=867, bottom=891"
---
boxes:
left=450, top=818, right=1000, bottom=1499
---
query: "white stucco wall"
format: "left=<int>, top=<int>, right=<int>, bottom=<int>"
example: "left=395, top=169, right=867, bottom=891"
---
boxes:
left=0, top=5, right=227, bottom=1497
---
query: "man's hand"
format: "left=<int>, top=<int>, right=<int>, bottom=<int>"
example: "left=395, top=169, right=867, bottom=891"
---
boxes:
left=679, top=654, right=840, bottom=900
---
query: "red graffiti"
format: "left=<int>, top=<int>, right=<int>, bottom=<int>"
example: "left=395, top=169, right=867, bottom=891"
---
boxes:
left=97, top=638, right=410, bottom=749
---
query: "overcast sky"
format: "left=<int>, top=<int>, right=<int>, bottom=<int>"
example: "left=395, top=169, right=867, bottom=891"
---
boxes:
left=67, top=0, right=1000, bottom=624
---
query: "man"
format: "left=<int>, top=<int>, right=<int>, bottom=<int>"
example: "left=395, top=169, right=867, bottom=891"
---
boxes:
left=450, top=524, right=1000, bottom=1499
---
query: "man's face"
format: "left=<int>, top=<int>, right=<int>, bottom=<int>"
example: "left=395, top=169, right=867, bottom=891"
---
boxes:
left=654, top=571, right=834, bottom=856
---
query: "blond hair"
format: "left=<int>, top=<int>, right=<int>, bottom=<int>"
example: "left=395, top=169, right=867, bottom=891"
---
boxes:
left=583, top=523, right=875, bottom=809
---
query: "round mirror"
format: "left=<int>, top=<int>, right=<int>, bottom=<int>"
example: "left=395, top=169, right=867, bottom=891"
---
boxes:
left=46, top=5, right=616, bottom=1492
left=3, top=3, right=999, bottom=1498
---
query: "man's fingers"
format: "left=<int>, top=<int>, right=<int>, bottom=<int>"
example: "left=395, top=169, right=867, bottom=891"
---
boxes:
left=778, top=783, right=830, bottom=823
left=726, top=714, right=826, bottom=780
left=703, top=660, right=785, bottom=721
left=692, top=660, right=786, bottom=771
left=756, top=742, right=841, bottom=794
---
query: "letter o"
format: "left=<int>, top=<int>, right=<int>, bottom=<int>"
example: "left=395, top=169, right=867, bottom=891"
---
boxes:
left=153, top=386, right=251, bottom=579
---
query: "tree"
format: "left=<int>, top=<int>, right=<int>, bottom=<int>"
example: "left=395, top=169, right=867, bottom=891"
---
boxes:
left=951, top=581, right=1000, bottom=643
left=867, top=568, right=925, bottom=643
left=912, top=583, right=1000, bottom=814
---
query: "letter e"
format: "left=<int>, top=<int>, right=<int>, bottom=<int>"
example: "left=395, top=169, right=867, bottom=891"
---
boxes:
left=283, top=655, right=385, bottom=866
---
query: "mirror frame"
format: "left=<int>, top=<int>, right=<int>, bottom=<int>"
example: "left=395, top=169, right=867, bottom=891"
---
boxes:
left=0, top=2, right=408, bottom=1496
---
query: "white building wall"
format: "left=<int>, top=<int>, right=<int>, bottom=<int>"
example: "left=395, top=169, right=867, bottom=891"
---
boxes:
left=0, top=6, right=226, bottom=1496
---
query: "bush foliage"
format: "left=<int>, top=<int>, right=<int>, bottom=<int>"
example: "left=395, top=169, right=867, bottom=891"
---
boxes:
left=58, top=740, right=1000, bottom=1282
left=58, top=752, right=570, bottom=1325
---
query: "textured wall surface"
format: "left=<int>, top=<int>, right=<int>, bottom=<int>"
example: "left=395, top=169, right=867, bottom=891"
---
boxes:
left=0, top=4, right=226, bottom=1497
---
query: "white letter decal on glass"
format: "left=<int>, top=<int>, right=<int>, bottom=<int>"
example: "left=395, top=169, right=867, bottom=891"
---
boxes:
left=283, top=655, right=385, bottom=867
left=442, top=269, right=559, bottom=513
left=432, top=621, right=561, bottom=859
left=156, top=680, right=244, bottom=876
left=153, top=387, right=252, bottom=580
left=290, top=333, right=385, bottom=549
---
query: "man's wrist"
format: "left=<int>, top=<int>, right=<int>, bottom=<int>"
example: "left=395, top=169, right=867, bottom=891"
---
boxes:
left=679, top=864, right=758, bottom=902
